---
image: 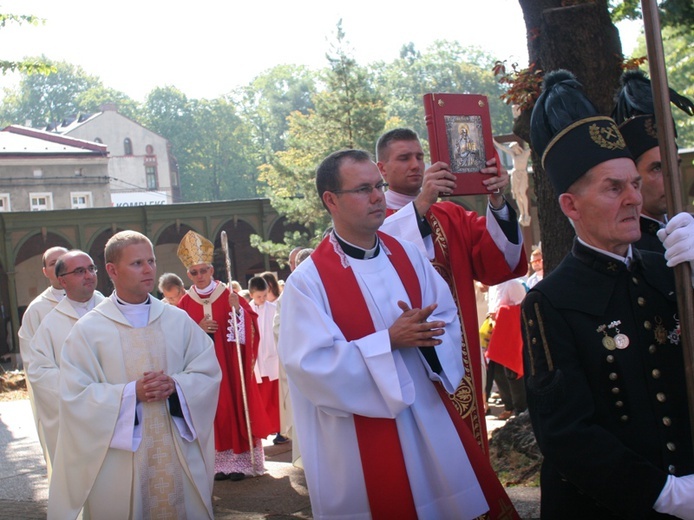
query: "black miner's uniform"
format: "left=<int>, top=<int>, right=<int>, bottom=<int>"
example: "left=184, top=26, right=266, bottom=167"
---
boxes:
left=634, top=216, right=666, bottom=255
left=522, top=239, right=693, bottom=519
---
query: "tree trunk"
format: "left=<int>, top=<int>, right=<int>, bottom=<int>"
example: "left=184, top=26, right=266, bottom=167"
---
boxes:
left=516, top=0, right=624, bottom=273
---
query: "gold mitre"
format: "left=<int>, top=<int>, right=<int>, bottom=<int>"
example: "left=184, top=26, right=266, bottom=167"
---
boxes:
left=177, top=230, right=214, bottom=269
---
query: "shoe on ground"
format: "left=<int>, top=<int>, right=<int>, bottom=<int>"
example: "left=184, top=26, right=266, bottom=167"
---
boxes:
left=273, top=434, right=290, bottom=445
left=497, top=410, right=513, bottom=420
left=214, top=472, right=230, bottom=481
left=228, top=472, right=245, bottom=481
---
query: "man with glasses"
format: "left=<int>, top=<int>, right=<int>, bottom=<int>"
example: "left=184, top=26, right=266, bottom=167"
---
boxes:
left=377, top=128, right=527, bottom=451
left=278, top=149, right=518, bottom=519
left=27, top=250, right=104, bottom=480
left=176, top=230, right=272, bottom=482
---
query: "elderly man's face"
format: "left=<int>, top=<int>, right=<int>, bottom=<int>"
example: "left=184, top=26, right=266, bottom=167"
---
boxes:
left=187, top=263, right=214, bottom=290
left=559, top=158, right=642, bottom=257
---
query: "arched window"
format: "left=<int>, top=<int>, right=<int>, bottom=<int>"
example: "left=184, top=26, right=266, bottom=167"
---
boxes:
left=124, top=138, right=133, bottom=155
left=146, top=144, right=154, bottom=154
left=94, top=137, right=102, bottom=143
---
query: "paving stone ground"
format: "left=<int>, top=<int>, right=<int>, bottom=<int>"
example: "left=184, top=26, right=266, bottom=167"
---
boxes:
left=0, top=390, right=539, bottom=519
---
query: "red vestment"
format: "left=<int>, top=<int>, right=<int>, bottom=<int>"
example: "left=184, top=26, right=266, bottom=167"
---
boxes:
left=386, top=201, right=527, bottom=452
left=486, top=304, right=524, bottom=377
left=178, top=284, right=272, bottom=453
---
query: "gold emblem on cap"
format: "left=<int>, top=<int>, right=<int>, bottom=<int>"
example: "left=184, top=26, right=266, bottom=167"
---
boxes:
left=589, top=122, right=626, bottom=150
left=177, top=230, right=214, bottom=269
left=644, top=117, right=658, bottom=139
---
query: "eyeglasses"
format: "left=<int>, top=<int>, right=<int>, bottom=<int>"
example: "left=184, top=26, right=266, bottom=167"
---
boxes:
left=332, top=181, right=388, bottom=197
left=59, top=265, right=98, bottom=277
left=189, top=267, right=211, bottom=277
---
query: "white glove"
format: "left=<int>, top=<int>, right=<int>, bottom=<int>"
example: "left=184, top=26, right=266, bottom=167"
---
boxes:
left=654, top=474, right=694, bottom=519
left=657, top=212, right=694, bottom=267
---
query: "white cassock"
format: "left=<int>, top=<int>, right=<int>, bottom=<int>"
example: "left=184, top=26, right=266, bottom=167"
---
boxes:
left=48, top=296, right=222, bottom=520
left=27, top=292, right=105, bottom=475
left=252, top=299, right=280, bottom=382
left=278, top=238, right=488, bottom=520
left=18, top=286, right=65, bottom=473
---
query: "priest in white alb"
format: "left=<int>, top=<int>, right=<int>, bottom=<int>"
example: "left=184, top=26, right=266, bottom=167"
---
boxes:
left=48, top=231, right=222, bottom=520
left=27, top=250, right=104, bottom=480
left=278, top=150, right=519, bottom=519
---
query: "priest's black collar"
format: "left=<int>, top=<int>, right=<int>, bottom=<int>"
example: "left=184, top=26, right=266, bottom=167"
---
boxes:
left=333, top=231, right=380, bottom=260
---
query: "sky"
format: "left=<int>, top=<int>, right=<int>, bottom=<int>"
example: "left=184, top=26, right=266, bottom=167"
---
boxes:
left=0, top=0, right=643, bottom=103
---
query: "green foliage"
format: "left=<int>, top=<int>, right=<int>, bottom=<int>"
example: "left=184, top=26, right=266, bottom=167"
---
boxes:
left=232, top=64, right=316, bottom=162
left=610, top=0, right=694, bottom=30
left=0, top=57, right=136, bottom=128
left=631, top=28, right=694, bottom=148
left=0, top=13, right=51, bottom=75
left=253, top=21, right=386, bottom=254
left=183, top=97, right=258, bottom=202
left=373, top=40, right=514, bottom=142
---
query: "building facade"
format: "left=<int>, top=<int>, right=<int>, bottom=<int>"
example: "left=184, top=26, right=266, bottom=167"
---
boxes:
left=51, top=103, right=181, bottom=205
left=0, top=125, right=110, bottom=212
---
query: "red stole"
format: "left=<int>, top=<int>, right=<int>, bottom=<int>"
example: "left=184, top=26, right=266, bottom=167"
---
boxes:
left=313, top=232, right=520, bottom=520
left=313, top=232, right=418, bottom=519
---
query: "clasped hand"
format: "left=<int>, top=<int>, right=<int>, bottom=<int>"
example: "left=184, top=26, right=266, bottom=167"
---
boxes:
left=389, top=301, right=445, bottom=350
left=136, top=370, right=175, bottom=403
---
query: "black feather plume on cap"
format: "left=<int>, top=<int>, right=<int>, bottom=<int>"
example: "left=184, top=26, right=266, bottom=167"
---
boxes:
left=530, top=70, right=599, bottom=159
left=612, top=70, right=694, bottom=159
left=530, top=69, right=632, bottom=195
left=613, top=69, right=694, bottom=123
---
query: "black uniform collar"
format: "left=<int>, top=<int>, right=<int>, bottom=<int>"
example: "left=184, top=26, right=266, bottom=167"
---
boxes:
left=572, top=239, right=636, bottom=276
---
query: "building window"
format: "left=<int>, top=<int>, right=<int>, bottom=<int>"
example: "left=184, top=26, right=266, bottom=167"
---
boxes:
left=71, top=192, right=92, bottom=209
left=146, top=144, right=154, bottom=154
left=33, top=169, right=43, bottom=177
left=146, top=166, right=158, bottom=189
left=124, top=138, right=133, bottom=155
left=0, top=193, right=10, bottom=211
left=30, top=193, right=53, bottom=211
left=94, top=137, right=103, bottom=143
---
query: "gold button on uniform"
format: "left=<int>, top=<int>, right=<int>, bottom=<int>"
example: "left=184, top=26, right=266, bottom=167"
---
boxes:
left=649, top=345, right=657, bottom=354
left=667, top=442, right=676, bottom=452
left=668, top=465, right=676, bottom=474
left=644, top=321, right=652, bottom=330
left=609, top=373, right=618, bottom=381
left=657, top=393, right=667, bottom=403
left=611, top=387, right=620, bottom=395
left=620, top=415, right=629, bottom=422
left=637, top=297, right=646, bottom=306
left=652, top=369, right=661, bottom=379
left=615, top=401, right=624, bottom=408
left=606, top=355, right=615, bottom=363
left=663, top=417, right=672, bottom=427
left=632, top=277, right=639, bottom=285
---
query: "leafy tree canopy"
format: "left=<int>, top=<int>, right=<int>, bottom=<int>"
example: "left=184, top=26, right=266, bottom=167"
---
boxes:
left=611, top=0, right=694, bottom=31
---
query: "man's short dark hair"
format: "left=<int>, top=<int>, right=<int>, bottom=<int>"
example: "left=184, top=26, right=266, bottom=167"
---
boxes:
left=316, top=149, right=372, bottom=211
left=376, top=128, right=420, bottom=162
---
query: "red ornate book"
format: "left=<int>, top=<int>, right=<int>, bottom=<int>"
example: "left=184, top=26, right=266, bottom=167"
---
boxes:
left=423, top=93, right=497, bottom=195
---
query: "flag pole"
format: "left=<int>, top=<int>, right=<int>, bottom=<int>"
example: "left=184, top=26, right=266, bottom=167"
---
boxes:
left=641, top=0, right=694, bottom=448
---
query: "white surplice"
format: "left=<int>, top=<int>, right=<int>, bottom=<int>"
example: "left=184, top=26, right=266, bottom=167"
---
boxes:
left=252, top=299, right=280, bottom=382
left=278, top=236, right=488, bottom=520
left=48, top=296, right=222, bottom=520
left=27, top=292, right=104, bottom=472
left=18, top=286, right=65, bottom=473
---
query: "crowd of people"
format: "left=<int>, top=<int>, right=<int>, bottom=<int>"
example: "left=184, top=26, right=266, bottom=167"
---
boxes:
left=15, top=69, right=694, bottom=519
